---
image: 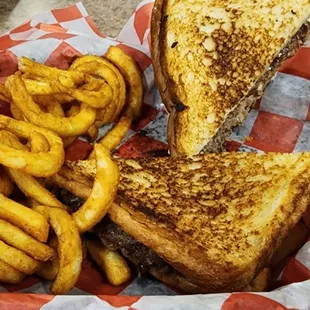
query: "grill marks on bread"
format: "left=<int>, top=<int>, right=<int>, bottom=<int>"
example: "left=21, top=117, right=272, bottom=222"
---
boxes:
left=68, top=152, right=310, bottom=291
left=118, top=152, right=310, bottom=261
left=160, top=0, right=310, bottom=155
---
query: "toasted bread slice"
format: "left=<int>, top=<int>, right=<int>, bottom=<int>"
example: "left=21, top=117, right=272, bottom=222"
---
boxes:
left=151, top=0, right=310, bottom=156
left=69, top=152, right=310, bottom=292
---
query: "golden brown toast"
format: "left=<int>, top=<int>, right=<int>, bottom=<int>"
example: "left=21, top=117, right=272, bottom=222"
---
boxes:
left=68, top=152, right=310, bottom=292
left=151, top=0, right=310, bottom=156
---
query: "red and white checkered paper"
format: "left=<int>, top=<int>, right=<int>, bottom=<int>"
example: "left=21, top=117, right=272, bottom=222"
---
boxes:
left=0, top=1, right=310, bottom=309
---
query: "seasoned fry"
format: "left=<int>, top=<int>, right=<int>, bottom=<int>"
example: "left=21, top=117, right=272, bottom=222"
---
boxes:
left=89, top=116, right=131, bottom=158
left=0, top=239, right=40, bottom=274
left=95, top=115, right=131, bottom=153
left=26, top=197, right=40, bottom=208
left=73, top=144, right=119, bottom=233
left=0, top=219, right=55, bottom=261
left=6, top=168, right=67, bottom=210
left=34, top=94, right=62, bottom=109
left=0, top=129, right=28, bottom=151
left=26, top=76, right=113, bottom=110
left=105, top=46, right=143, bottom=120
left=19, top=56, right=84, bottom=87
left=22, top=72, right=38, bottom=80
left=36, top=96, right=76, bottom=148
left=0, top=129, right=65, bottom=210
left=86, top=238, right=131, bottom=286
left=0, top=115, right=64, bottom=177
left=37, top=237, right=86, bottom=281
left=9, top=74, right=96, bottom=138
left=87, top=47, right=143, bottom=156
left=86, top=124, right=99, bottom=142
left=72, top=64, right=117, bottom=110
left=36, top=259, right=58, bottom=281
left=49, top=236, right=59, bottom=252
left=73, top=62, right=123, bottom=124
left=54, top=93, right=74, bottom=103
left=92, top=68, right=121, bottom=121
left=10, top=103, right=26, bottom=121
left=0, top=166, right=14, bottom=197
left=0, top=259, right=25, bottom=284
left=30, top=131, right=49, bottom=153
left=36, top=237, right=59, bottom=281
left=34, top=95, right=65, bottom=118
left=32, top=205, right=83, bottom=295
left=0, top=83, right=12, bottom=102
left=79, top=74, right=113, bottom=109
left=0, top=129, right=64, bottom=210
left=70, top=56, right=126, bottom=119
left=59, top=105, right=79, bottom=147
left=70, top=55, right=127, bottom=125
left=46, top=102, right=65, bottom=117
left=66, top=104, right=79, bottom=117
left=95, top=106, right=114, bottom=128
left=58, top=236, right=85, bottom=258
left=55, top=75, right=113, bottom=109
left=33, top=100, right=76, bottom=149
left=23, top=78, right=60, bottom=96
left=0, top=193, right=49, bottom=242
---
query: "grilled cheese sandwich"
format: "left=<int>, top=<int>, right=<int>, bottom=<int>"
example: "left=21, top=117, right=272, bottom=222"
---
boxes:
left=64, top=152, right=310, bottom=292
left=151, top=0, right=310, bottom=156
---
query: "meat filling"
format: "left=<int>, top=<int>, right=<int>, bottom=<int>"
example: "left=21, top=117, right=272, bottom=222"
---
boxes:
left=203, top=21, right=310, bottom=153
left=57, top=189, right=173, bottom=276
left=95, top=218, right=171, bottom=274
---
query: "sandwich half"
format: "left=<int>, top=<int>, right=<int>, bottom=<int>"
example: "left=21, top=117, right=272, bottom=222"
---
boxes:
left=151, top=0, right=310, bottom=156
left=65, top=152, right=310, bottom=293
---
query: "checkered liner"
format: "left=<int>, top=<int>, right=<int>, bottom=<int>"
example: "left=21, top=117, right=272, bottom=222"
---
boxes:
left=0, top=1, right=309, bottom=309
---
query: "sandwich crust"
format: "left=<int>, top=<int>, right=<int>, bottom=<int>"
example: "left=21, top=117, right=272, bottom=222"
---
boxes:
left=107, top=152, right=310, bottom=292
left=151, top=0, right=310, bottom=156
